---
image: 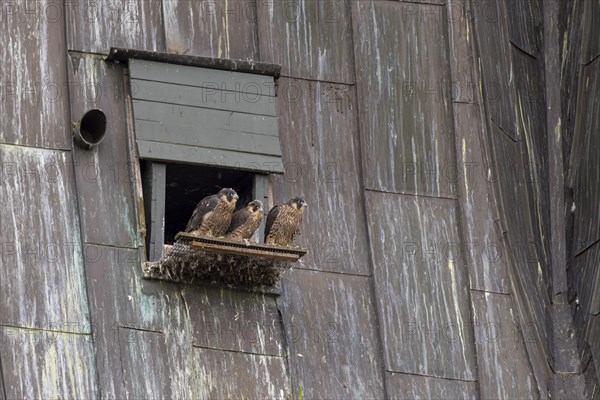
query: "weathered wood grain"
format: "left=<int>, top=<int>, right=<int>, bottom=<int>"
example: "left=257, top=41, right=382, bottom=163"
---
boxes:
left=512, top=46, right=551, bottom=292
left=365, top=191, right=476, bottom=381
left=447, top=0, right=476, bottom=104
left=486, top=122, right=551, bottom=358
left=386, top=372, right=478, bottom=400
left=571, top=60, right=600, bottom=254
left=353, top=1, right=457, bottom=197
left=69, top=53, right=138, bottom=248
left=182, top=287, right=285, bottom=356
left=271, top=78, right=371, bottom=274
left=582, top=0, right=600, bottom=65
left=280, top=269, right=385, bottom=398
left=258, top=0, right=355, bottom=83
left=162, top=0, right=259, bottom=60
left=472, top=0, right=518, bottom=141
left=194, top=347, right=291, bottom=399
left=0, top=1, right=70, bottom=149
left=0, top=145, right=90, bottom=332
left=453, top=103, right=510, bottom=293
left=471, top=291, right=539, bottom=399
left=81, top=244, right=188, bottom=397
left=65, top=0, right=164, bottom=53
left=0, top=327, right=98, bottom=399
left=570, top=242, right=600, bottom=318
left=506, top=0, right=541, bottom=57
left=119, top=328, right=172, bottom=399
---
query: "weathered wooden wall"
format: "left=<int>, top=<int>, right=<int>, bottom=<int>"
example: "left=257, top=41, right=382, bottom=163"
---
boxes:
left=0, top=0, right=599, bottom=399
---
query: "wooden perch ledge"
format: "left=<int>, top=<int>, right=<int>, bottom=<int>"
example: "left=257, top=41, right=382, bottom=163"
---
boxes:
left=143, top=232, right=307, bottom=289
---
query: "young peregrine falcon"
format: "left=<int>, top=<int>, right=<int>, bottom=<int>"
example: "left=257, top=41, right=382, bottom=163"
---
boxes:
left=225, top=200, right=264, bottom=242
left=264, top=197, right=307, bottom=246
left=185, top=188, right=239, bottom=237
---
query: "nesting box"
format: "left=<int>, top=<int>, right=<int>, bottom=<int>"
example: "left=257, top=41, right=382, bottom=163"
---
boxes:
left=143, top=232, right=307, bottom=288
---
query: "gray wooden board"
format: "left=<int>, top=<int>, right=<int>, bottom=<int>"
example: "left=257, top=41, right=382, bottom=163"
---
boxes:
left=353, top=1, right=458, bottom=198
left=131, top=78, right=277, bottom=117
left=512, top=47, right=551, bottom=292
left=471, top=291, right=539, bottom=399
left=143, top=162, right=166, bottom=262
left=506, top=0, right=542, bottom=57
left=570, top=241, right=600, bottom=317
left=487, top=122, right=551, bottom=355
left=257, top=0, right=355, bottom=83
left=134, top=118, right=281, bottom=156
left=447, top=0, right=476, bottom=104
left=129, top=59, right=275, bottom=92
left=572, top=60, right=600, bottom=254
left=582, top=0, right=600, bottom=64
left=386, top=372, right=477, bottom=400
left=472, top=0, right=518, bottom=141
left=162, top=0, right=259, bottom=60
left=119, top=328, right=172, bottom=399
left=65, top=0, right=165, bottom=53
left=83, top=245, right=177, bottom=333
left=454, top=103, right=510, bottom=293
left=0, top=327, right=97, bottom=399
left=182, top=287, right=285, bottom=356
left=194, top=347, right=291, bottom=399
left=0, top=145, right=90, bottom=333
left=561, top=0, right=584, bottom=178
left=280, top=269, right=385, bottom=398
left=136, top=140, right=284, bottom=173
left=0, top=4, right=70, bottom=149
left=132, top=100, right=279, bottom=137
left=365, top=191, right=477, bottom=381
left=270, top=78, right=371, bottom=275
left=82, top=244, right=187, bottom=397
left=69, top=53, right=138, bottom=248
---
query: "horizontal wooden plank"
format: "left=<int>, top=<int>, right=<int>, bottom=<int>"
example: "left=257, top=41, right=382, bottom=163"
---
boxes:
left=130, top=59, right=274, bottom=92
left=137, top=140, right=284, bottom=173
left=131, top=79, right=277, bottom=117
left=134, top=119, right=282, bottom=157
left=133, top=100, right=278, bottom=137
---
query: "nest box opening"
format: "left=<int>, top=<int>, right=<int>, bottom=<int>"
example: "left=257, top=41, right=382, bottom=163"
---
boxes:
left=74, top=109, right=107, bottom=149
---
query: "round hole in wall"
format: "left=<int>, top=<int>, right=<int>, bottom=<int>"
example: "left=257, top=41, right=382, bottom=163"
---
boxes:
left=74, top=109, right=107, bottom=149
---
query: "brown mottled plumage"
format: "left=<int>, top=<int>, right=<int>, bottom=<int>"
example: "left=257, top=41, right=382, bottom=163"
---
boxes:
left=185, top=188, right=238, bottom=237
left=225, top=200, right=264, bottom=241
left=264, top=197, right=307, bottom=246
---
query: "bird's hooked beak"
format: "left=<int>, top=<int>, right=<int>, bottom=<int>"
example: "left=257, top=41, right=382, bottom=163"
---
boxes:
left=258, top=207, right=264, bottom=212
left=303, top=202, right=308, bottom=208
left=234, top=194, right=239, bottom=200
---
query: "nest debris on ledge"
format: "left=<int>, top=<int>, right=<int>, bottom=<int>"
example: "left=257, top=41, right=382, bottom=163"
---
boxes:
left=144, top=232, right=307, bottom=288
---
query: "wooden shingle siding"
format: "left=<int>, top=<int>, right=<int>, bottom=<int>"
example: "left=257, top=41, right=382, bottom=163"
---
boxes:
left=129, top=59, right=283, bottom=173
